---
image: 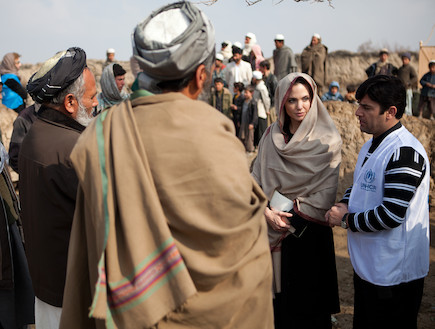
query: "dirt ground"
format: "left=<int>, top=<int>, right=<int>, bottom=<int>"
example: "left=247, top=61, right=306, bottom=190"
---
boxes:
left=331, top=211, right=435, bottom=329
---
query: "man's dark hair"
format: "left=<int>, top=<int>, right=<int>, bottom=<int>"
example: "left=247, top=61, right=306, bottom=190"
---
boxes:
left=233, top=82, right=244, bottom=92
left=157, top=51, right=215, bottom=92
left=214, top=77, right=224, bottom=85
left=113, top=64, right=126, bottom=77
left=259, top=60, right=270, bottom=70
left=346, top=84, right=356, bottom=93
left=245, top=85, right=256, bottom=93
left=356, top=75, right=406, bottom=119
left=232, top=46, right=242, bottom=55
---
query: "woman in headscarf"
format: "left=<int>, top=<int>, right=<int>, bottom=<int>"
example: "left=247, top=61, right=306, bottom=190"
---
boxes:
left=96, top=63, right=129, bottom=114
left=250, top=44, right=265, bottom=71
left=252, top=72, right=342, bottom=329
left=0, top=53, right=27, bottom=113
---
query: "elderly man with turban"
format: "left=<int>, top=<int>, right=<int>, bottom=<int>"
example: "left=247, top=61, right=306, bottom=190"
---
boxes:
left=18, top=47, right=97, bottom=329
left=60, top=2, right=273, bottom=329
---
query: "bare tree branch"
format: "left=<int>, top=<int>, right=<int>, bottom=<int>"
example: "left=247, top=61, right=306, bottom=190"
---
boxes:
left=198, top=0, right=333, bottom=6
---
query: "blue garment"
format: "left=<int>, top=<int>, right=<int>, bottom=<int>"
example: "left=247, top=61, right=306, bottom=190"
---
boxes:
left=321, top=91, right=344, bottom=101
left=420, top=72, right=435, bottom=98
left=1, top=73, right=24, bottom=109
left=321, top=81, right=344, bottom=101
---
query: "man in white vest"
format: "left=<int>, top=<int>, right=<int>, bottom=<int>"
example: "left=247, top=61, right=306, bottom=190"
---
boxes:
left=326, top=75, right=429, bottom=329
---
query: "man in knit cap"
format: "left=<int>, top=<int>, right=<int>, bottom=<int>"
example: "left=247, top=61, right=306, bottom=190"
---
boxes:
left=19, top=47, right=97, bottom=329
left=60, top=2, right=273, bottom=328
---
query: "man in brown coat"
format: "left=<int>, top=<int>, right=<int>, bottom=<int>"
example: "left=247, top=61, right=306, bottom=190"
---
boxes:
left=301, top=33, right=328, bottom=93
left=18, top=47, right=97, bottom=329
left=60, top=2, right=273, bottom=329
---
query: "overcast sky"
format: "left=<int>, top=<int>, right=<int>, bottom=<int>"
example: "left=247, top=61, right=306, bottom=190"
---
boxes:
left=1, top=0, right=434, bottom=64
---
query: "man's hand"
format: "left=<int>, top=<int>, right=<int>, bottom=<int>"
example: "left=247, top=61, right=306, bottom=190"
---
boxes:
left=325, top=203, right=348, bottom=227
left=264, top=206, right=292, bottom=232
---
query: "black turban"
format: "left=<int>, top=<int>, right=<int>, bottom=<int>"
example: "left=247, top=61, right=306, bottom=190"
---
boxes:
left=27, top=47, right=87, bottom=103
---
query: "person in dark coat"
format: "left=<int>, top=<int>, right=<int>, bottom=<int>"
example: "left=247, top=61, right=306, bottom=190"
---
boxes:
left=18, top=47, right=98, bottom=329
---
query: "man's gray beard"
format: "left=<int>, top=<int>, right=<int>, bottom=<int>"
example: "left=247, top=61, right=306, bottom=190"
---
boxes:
left=75, top=100, right=94, bottom=127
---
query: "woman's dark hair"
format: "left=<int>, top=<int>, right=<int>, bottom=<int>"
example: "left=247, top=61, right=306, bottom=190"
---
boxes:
left=282, top=77, right=314, bottom=137
left=355, top=75, right=406, bottom=119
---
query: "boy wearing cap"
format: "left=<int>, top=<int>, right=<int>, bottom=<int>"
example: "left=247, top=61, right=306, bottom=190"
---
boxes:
left=397, top=52, right=417, bottom=116
left=212, top=53, right=227, bottom=86
left=321, top=81, right=344, bottom=101
left=417, top=60, right=435, bottom=119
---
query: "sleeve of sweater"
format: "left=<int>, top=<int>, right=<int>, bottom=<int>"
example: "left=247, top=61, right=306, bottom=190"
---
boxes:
left=347, top=146, right=426, bottom=232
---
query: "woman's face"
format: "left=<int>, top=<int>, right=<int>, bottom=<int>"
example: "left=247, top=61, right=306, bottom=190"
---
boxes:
left=14, top=57, right=21, bottom=70
left=284, top=83, right=312, bottom=125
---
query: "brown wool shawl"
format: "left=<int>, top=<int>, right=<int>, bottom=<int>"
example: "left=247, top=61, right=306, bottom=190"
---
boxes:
left=60, top=93, right=273, bottom=329
left=252, top=73, right=342, bottom=222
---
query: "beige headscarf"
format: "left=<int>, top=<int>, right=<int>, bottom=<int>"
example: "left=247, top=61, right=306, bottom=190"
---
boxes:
left=252, top=72, right=341, bottom=222
left=0, top=53, right=19, bottom=76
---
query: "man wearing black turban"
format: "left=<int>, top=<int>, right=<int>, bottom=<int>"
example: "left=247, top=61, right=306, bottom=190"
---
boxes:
left=18, top=47, right=98, bottom=329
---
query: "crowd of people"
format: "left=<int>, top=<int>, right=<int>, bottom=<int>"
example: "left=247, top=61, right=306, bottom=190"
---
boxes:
left=0, top=1, right=433, bottom=329
left=208, top=35, right=435, bottom=152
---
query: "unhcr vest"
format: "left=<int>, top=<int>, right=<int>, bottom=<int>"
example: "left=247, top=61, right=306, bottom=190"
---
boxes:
left=348, top=126, right=429, bottom=286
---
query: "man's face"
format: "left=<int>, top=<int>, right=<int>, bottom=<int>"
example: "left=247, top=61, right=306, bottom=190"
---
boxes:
left=355, top=94, right=389, bottom=138
left=245, top=36, right=251, bottom=45
left=430, top=64, right=435, bottom=74
left=274, top=40, right=283, bottom=49
left=311, top=37, right=319, bottom=46
left=244, top=89, right=252, bottom=100
left=215, top=81, right=224, bottom=92
left=233, top=52, right=242, bottom=63
left=259, top=66, right=266, bottom=75
left=380, top=53, right=388, bottom=62
left=107, top=53, right=115, bottom=62
left=74, top=69, right=98, bottom=126
left=115, top=75, right=125, bottom=92
left=215, top=59, right=222, bottom=68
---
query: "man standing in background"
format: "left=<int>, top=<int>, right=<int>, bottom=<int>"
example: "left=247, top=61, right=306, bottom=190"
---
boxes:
left=273, top=34, right=297, bottom=81
left=301, top=33, right=328, bottom=93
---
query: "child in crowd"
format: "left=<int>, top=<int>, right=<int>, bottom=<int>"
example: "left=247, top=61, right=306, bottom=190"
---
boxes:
left=321, top=81, right=344, bottom=101
left=231, top=82, right=245, bottom=136
left=238, top=85, right=258, bottom=153
left=417, top=60, right=435, bottom=119
left=344, top=84, right=357, bottom=104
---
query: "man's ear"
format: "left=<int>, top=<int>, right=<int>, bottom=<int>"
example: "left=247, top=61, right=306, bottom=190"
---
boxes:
left=194, top=64, right=207, bottom=90
left=64, top=94, right=77, bottom=115
left=385, top=106, right=397, bottom=119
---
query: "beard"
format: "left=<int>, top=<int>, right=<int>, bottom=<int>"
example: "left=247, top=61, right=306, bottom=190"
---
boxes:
left=75, top=100, right=94, bottom=127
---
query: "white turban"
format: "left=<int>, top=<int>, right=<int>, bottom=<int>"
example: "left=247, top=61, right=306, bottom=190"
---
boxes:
left=132, top=1, right=215, bottom=92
